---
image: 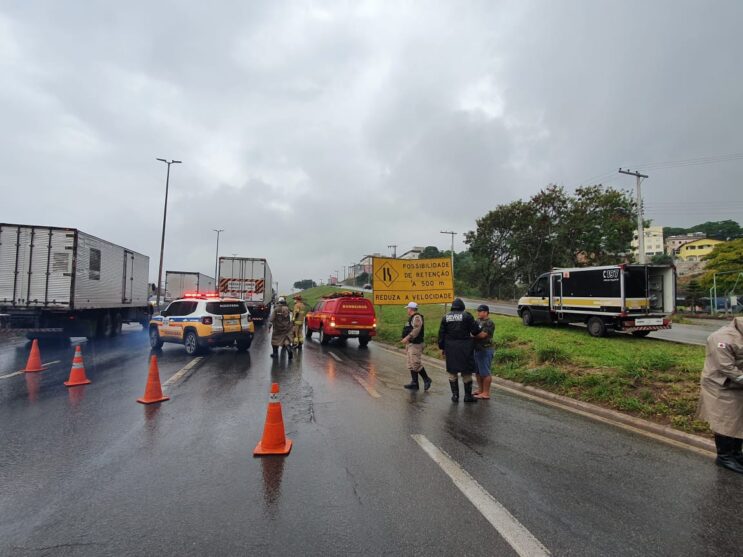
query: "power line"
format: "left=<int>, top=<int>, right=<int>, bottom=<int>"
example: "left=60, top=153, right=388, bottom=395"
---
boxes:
left=575, top=151, right=743, bottom=188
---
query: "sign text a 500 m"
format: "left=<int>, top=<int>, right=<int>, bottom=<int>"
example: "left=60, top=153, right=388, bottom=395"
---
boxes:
left=372, top=257, right=454, bottom=305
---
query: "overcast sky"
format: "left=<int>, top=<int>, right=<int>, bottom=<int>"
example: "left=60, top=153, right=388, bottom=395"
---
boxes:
left=2, top=1, right=741, bottom=290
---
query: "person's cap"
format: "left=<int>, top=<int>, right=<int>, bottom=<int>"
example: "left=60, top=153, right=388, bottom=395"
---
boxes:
left=451, top=298, right=465, bottom=310
left=477, top=304, right=489, bottom=312
left=405, top=302, right=418, bottom=310
left=278, top=296, right=286, bottom=303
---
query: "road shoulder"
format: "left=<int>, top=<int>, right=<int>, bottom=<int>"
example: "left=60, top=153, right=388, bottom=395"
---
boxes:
left=374, top=343, right=715, bottom=456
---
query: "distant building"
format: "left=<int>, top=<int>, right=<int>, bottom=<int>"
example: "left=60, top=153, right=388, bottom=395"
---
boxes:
left=357, top=254, right=383, bottom=276
left=399, top=246, right=423, bottom=260
left=631, top=226, right=664, bottom=259
left=665, top=232, right=706, bottom=256
left=676, top=238, right=723, bottom=262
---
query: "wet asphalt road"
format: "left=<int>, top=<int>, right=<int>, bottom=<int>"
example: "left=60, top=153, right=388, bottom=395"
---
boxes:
left=1, top=327, right=742, bottom=556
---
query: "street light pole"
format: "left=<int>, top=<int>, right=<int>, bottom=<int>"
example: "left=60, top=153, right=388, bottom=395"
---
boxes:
left=213, top=229, right=223, bottom=289
left=440, top=230, right=457, bottom=312
left=155, top=158, right=182, bottom=309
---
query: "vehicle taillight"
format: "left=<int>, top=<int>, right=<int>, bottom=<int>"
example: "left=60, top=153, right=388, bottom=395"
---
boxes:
left=201, top=316, right=213, bottom=325
left=330, top=321, right=336, bottom=328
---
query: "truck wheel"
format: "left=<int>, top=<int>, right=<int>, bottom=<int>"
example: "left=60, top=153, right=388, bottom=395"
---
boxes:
left=184, top=330, right=201, bottom=356
left=98, top=312, right=114, bottom=338
left=305, top=320, right=312, bottom=339
left=319, top=327, right=330, bottom=345
left=149, top=327, right=164, bottom=349
left=631, top=330, right=651, bottom=338
left=359, top=337, right=370, bottom=348
left=112, top=313, right=123, bottom=336
left=521, top=309, right=534, bottom=326
left=587, top=317, right=607, bottom=338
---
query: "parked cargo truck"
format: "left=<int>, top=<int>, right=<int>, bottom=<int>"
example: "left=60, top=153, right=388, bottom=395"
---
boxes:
left=218, top=257, right=273, bottom=322
left=517, top=264, right=676, bottom=337
left=165, top=271, right=215, bottom=301
left=0, top=223, right=151, bottom=339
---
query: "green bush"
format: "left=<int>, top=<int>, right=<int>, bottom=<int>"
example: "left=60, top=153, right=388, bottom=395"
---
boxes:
left=521, top=366, right=569, bottom=386
left=493, top=347, right=528, bottom=365
left=536, top=345, right=569, bottom=364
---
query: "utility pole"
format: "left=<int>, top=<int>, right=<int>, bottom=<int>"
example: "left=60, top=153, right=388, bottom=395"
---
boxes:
left=388, top=244, right=397, bottom=258
left=342, top=266, right=346, bottom=281
left=619, top=168, right=649, bottom=264
left=440, top=230, right=457, bottom=312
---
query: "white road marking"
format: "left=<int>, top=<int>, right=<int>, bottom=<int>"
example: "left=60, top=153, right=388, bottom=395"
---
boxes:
left=0, top=360, right=61, bottom=379
left=163, top=357, right=204, bottom=388
left=352, top=374, right=381, bottom=398
left=412, top=434, right=550, bottom=557
left=328, top=351, right=343, bottom=362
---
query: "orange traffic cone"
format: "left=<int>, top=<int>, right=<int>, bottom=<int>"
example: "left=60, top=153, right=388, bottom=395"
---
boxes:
left=137, top=355, right=170, bottom=404
left=254, top=383, right=292, bottom=456
left=24, top=339, right=46, bottom=373
left=64, top=345, right=91, bottom=387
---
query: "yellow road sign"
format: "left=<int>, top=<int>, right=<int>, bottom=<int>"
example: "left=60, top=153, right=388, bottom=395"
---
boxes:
left=372, top=257, right=454, bottom=305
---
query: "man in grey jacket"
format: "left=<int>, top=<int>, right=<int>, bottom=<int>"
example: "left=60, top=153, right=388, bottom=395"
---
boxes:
left=697, top=317, right=743, bottom=473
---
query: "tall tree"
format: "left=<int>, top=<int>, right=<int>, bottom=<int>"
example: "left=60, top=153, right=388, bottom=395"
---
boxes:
left=700, top=239, right=743, bottom=294
left=562, top=185, right=636, bottom=266
left=685, top=279, right=704, bottom=313
left=418, top=246, right=443, bottom=259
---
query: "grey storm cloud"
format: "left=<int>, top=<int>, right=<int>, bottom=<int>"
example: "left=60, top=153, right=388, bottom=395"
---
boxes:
left=1, top=1, right=741, bottom=290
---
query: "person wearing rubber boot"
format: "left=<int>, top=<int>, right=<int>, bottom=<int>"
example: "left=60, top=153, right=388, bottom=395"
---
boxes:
left=697, top=317, right=743, bottom=474
left=438, top=298, right=480, bottom=402
left=269, top=297, right=294, bottom=360
left=292, top=295, right=308, bottom=350
left=401, top=301, right=432, bottom=391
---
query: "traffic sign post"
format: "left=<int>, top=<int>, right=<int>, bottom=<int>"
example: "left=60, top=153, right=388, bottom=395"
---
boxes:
left=371, top=257, right=454, bottom=305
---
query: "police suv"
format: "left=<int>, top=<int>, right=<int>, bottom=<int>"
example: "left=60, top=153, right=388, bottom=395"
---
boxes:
left=149, top=292, right=255, bottom=356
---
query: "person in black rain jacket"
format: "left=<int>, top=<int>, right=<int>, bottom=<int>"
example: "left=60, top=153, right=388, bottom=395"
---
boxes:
left=438, top=298, right=480, bottom=402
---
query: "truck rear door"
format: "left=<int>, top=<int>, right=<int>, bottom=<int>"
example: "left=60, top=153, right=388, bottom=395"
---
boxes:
left=0, top=225, right=73, bottom=307
left=334, top=298, right=375, bottom=335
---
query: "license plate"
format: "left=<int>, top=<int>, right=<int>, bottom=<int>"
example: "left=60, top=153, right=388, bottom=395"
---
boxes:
left=635, top=318, right=662, bottom=326
left=347, top=330, right=359, bottom=336
left=224, top=319, right=240, bottom=332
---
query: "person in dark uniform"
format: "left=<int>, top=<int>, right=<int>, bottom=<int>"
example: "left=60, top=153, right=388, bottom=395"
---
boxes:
left=438, top=298, right=480, bottom=402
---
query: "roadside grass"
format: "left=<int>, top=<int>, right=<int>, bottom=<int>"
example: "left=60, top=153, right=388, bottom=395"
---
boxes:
left=293, top=286, right=709, bottom=435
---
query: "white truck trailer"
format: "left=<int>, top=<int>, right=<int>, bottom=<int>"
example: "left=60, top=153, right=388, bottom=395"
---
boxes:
left=218, top=257, right=273, bottom=322
left=0, top=223, right=151, bottom=339
left=165, top=271, right=215, bottom=301
left=517, top=264, right=676, bottom=337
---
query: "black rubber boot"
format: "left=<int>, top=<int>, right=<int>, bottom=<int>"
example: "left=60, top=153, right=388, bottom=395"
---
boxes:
left=270, top=346, right=278, bottom=358
left=449, top=380, right=459, bottom=402
left=288, top=346, right=293, bottom=360
left=733, top=437, right=743, bottom=466
left=463, top=381, right=478, bottom=403
left=404, top=372, right=419, bottom=390
left=715, top=434, right=743, bottom=474
left=419, top=368, right=432, bottom=391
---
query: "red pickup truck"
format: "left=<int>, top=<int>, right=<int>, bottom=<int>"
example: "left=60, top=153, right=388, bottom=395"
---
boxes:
left=305, top=292, right=377, bottom=346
